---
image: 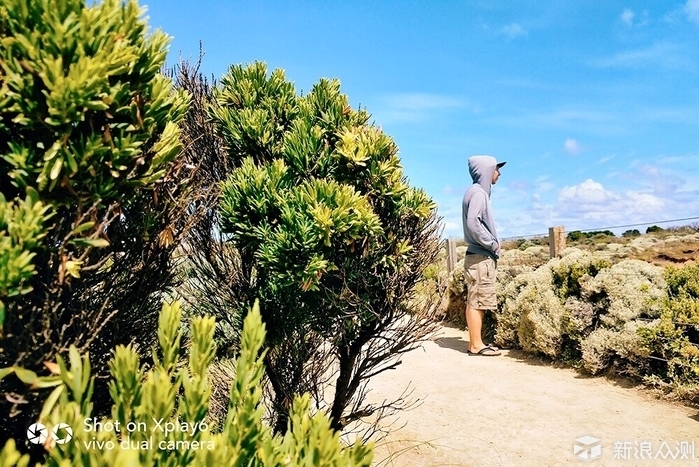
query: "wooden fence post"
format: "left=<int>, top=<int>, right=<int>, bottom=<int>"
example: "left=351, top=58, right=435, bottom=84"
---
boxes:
left=549, top=226, right=566, bottom=258
left=446, top=238, right=457, bottom=274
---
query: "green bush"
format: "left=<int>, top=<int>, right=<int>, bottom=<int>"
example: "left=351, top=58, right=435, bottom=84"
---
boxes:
left=493, top=250, right=665, bottom=373
left=549, top=248, right=611, bottom=301
left=639, top=264, right=699, bottom=398
left=567, top=231, right=584, bottom=242
left=492, top=248, right=699, bottom=397
left=580, top=321, right=652, bottom=376
left=0, top=301, right=373, bottom=466
left=446, top=236, right=699, bottom=399
left=518, top=249, right=609, bottom=360
left=566, top=230, right=615, bottom=242
left=0, top=189, right=52, bottom=325
left=553, top=259, right=662, bottom=370
left=660, top=263, right=699, bottom=335
left=516, top=282, right=566, bottom=358
left=1, top=0, right=192, bottom=446
left=497, top=266, right=556, bottom=352
left=0, top=0, right=187, bottom=209
left=423, top=263, right=439, bottom=282
left=211, top=62, right=441, bottom=433
left=584, top=259, right=665, bottom=328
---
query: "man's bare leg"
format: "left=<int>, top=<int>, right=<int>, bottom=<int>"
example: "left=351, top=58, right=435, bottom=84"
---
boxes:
left=465, top=303, right=486, bottom=352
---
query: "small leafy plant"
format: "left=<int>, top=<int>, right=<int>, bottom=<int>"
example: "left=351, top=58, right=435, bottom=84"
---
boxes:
left=0, top=301, right=374, bottom=466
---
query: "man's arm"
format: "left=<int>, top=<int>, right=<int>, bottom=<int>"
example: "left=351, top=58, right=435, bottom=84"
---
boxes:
left=465, top=192, right=499, bottom=257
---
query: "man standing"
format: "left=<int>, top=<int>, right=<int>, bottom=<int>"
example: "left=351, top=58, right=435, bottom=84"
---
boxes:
left=462, top=155, right=506, bottom=356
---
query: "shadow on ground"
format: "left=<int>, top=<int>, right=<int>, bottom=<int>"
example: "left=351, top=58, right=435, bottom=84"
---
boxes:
left=432, top=336, right=468, bottom=354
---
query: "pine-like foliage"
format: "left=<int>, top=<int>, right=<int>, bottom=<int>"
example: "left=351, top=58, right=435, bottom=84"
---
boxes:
left=0, top=0, right=191, bottom=446
left=212, top=62, right=441, bottom=434
left=0, top=301, right=374, bottom=466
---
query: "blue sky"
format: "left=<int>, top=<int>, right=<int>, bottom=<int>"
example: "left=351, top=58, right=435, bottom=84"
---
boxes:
left=143, top=0, right=699, bottom=239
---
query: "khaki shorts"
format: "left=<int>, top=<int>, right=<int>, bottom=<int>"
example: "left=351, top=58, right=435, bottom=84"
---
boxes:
left=464, top=254, right=497, bottom=310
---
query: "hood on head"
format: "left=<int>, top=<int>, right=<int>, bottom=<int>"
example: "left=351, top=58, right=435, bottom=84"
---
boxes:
left=468, top=155, right=499, bottom=194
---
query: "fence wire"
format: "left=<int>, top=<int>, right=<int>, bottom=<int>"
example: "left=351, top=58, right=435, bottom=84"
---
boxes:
left=497, top=215, right=699, bottom=242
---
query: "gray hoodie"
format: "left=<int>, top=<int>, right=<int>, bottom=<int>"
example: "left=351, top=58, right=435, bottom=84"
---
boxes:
left=462, top=155, right=501, bottom=259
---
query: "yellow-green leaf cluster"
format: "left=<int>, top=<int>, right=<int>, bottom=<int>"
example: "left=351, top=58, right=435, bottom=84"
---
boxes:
left=0, top=0, right=189, bottom=204
left=0, top=0, right=190, bottom=338
left=0, top=301, right=373, bottom=466
left=0, top=188, right=52, bottom=331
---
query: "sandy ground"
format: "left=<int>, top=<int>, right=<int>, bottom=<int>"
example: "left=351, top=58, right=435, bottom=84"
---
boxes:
left=365, top=323, right=699, bottom=467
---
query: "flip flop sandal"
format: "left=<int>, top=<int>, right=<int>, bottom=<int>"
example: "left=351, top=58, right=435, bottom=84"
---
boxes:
left=467, top=346, right=501, bottom=356
left=467, top=344, right=499, bottom=353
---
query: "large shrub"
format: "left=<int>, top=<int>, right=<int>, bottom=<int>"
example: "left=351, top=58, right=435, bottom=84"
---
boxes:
left=574, top=259, right=664, bottom=374
left=532, top=249, right=610, bottom=360
left=495, top=250, right=665, bottom=375
left=583, top=259, right=665, bottom=328
left=497, top=248, right=609, bottom=356
left=0, top=0, right=192, bottom=447
left=212, top=62, right=441, bottom=433
left=166, top=59, right=246, bottom=355
left=664, top=263, right=699, bottom=324
left=549, top=248, right=611, bottom=301
left=580, top=321, right=652, bottom=376
left=491, top=246, right=550, bottom=347
left=496, top=265, right=543, bottom=349
left=639, top=264, right=699, bottom=399
left=513, top=267, right=566, bottom=358
left=0, top=301, right=373, bottom=466
left=449, top=234, right=699, bottom=399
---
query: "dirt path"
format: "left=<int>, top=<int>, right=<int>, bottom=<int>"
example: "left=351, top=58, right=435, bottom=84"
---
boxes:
left=366, top=324, right=699, bottom=466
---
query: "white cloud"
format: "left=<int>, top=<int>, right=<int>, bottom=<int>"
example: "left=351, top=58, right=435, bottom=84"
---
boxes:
left=619, top=8, right=649, bottom=27
left=557, top=179, right=666, bottom=226
left=686, top=0, right=699, bottom=24
left=376, top=93, right=465, bottom=123
left=559, top=179, right=613, bottom=204
left=624, top=191, right=665, bottom=209
left=499, top=23, right=527, bottom=39
left=637, top=164, right=660, bottom=177
left=564, top=138, right=583, bottom=155
left=591, top=42, right=689, bottom=70
left=535, top=176, right=555, bottom=193
left=437, top=164, right=699, bottom=239
left=442, top=220, right=461, bottom=235
left=631, top=162, right=686, bottom=195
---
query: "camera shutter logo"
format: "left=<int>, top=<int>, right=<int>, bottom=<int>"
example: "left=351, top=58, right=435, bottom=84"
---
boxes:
left=52, top=423, right=73, bottom=444
left=574, top=436, right=602, bottom=462
left=27, top=422, right=73, bottom=445
left=27, top=423, right=49, bottom=445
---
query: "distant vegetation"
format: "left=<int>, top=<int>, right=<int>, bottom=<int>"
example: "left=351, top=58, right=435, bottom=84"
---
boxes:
left=567, top=230, right=615, bottom=241
left=439, top=226, right=699, bottom=403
